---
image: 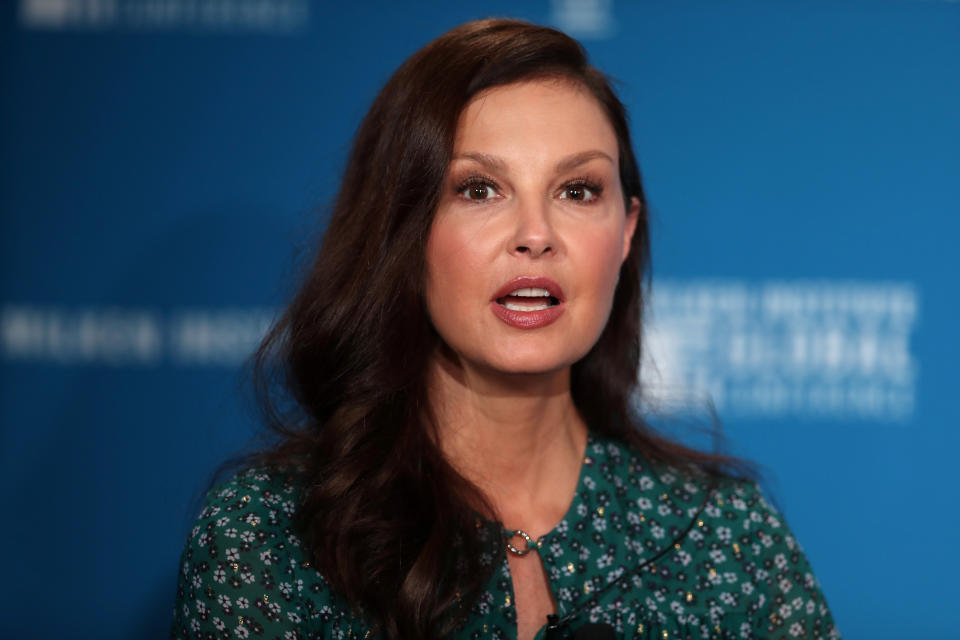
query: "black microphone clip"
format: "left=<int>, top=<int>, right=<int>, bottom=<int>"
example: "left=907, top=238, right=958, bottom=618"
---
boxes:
left=571, top=622, right=616, bottom=640
left=544, top=613, right=616, bottom=640
left=544, top=614, right=563, bottom=640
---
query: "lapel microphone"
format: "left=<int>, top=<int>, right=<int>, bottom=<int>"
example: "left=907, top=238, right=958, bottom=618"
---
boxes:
left=545, top=614, right=616, bottom=640
left=571, top=622, right=616, bottom=639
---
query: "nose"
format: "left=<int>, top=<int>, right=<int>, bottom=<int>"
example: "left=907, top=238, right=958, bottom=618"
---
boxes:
left=510, top=198, right=556, bottom=258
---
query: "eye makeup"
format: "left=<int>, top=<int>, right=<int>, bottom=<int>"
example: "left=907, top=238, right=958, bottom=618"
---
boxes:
left=450, top=172, right=607, bottom=204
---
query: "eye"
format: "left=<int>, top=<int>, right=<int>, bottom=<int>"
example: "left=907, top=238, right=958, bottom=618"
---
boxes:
left=456, top=177, right=502, bottom=202
left=559, top=179, right=603, bottom=203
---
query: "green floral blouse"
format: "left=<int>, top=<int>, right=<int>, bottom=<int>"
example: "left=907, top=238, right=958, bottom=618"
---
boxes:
left=171, top=433, right=841, bottom=639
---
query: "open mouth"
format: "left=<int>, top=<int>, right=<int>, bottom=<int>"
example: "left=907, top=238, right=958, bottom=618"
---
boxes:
left=490, top=277, right=565, bottom=329
left=495, top=287, right=561, bottom=312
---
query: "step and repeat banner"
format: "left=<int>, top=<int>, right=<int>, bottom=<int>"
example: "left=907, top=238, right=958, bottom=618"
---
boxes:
left=2, top=1, right=957, bottom=638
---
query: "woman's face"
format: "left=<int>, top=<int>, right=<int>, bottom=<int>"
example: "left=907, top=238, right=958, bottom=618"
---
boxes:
left=425, top=79, right=639, bottom=377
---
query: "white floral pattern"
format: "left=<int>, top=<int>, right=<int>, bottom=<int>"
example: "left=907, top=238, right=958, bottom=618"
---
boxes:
left=171, top=434, right=840, bottom=639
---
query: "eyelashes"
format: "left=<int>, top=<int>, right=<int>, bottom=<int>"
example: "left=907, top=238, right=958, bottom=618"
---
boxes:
left=560, top=176, right=605, bottom=203
left=452, top=173, right=605, bottom=204
left=454, top=173, right=502, bottom=202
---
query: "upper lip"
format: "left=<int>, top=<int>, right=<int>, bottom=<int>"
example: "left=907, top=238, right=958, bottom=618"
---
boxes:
left=491, top=276, right=565, bottom=302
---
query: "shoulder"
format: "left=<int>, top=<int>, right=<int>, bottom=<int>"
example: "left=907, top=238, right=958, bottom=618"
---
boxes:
left=178, top=467, right=303, bottom=591
left=591, top=431, right=787, bottom=537
left=197, top=467, right=301, bottom=532
left=695, top=475, right=841, bottom=638
left=591, top=433, right=841, bottom=638
left=170, top=467, right=359, bottom=639
left=587, top=431, right=718, bottom=517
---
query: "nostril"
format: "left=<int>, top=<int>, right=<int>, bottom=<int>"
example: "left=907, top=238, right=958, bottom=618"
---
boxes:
left=513, top=244, right=551, bottom=256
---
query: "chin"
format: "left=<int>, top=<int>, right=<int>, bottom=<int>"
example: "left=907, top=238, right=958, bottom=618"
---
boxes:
left=479, top=349, right=585, bottom=378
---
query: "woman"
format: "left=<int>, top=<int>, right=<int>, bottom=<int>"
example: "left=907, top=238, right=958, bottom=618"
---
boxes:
left=171, top=19, right=840, bottom=640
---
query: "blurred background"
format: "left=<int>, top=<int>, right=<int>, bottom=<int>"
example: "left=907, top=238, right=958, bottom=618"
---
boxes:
left=2, top=0, right=957, bottom=637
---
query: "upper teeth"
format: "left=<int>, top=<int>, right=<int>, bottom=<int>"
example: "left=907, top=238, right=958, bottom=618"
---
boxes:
left=509, top=288, right=551, bottom=297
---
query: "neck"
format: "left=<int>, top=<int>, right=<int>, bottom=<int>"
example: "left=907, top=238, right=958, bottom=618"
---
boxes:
left=427, top=349, right=587, bottom=536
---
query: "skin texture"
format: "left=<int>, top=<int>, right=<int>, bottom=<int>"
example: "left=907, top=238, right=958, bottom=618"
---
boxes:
left=425, top=79, right=640, bottom=640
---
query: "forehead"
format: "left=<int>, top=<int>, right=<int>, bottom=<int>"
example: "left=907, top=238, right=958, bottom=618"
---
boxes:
left=453, top=79, right=619, bottom=161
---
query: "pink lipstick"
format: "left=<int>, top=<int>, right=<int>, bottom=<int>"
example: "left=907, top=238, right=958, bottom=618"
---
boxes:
left=490, top=276, right=565, bottom=329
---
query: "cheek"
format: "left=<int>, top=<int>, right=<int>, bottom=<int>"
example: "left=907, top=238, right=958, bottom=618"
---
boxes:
left=424, top=220, right=485, bottom=327
left=578, top=225, right=628, bottom=295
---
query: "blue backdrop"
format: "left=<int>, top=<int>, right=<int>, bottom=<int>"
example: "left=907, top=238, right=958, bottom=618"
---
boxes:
left=2, top=1, right=957, bottom=638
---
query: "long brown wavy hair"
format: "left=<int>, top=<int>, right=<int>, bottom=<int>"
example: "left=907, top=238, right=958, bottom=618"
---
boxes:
left=250, top=18, right=751, bottom=639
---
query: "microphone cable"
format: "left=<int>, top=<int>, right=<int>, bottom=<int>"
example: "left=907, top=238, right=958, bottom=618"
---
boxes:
left=543, top=479, right=717, bottom=640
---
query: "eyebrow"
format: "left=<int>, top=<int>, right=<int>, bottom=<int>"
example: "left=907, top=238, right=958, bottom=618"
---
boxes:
left=451, top=149, right=615, bottom=174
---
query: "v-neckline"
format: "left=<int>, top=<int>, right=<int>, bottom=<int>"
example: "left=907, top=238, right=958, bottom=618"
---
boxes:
left=501, top=431, right=594, bottom=548
left=498, top=432, right=594, bottom=640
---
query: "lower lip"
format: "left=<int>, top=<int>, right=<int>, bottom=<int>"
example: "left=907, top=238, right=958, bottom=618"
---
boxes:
left=490, top=301, right=565, bottom=329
